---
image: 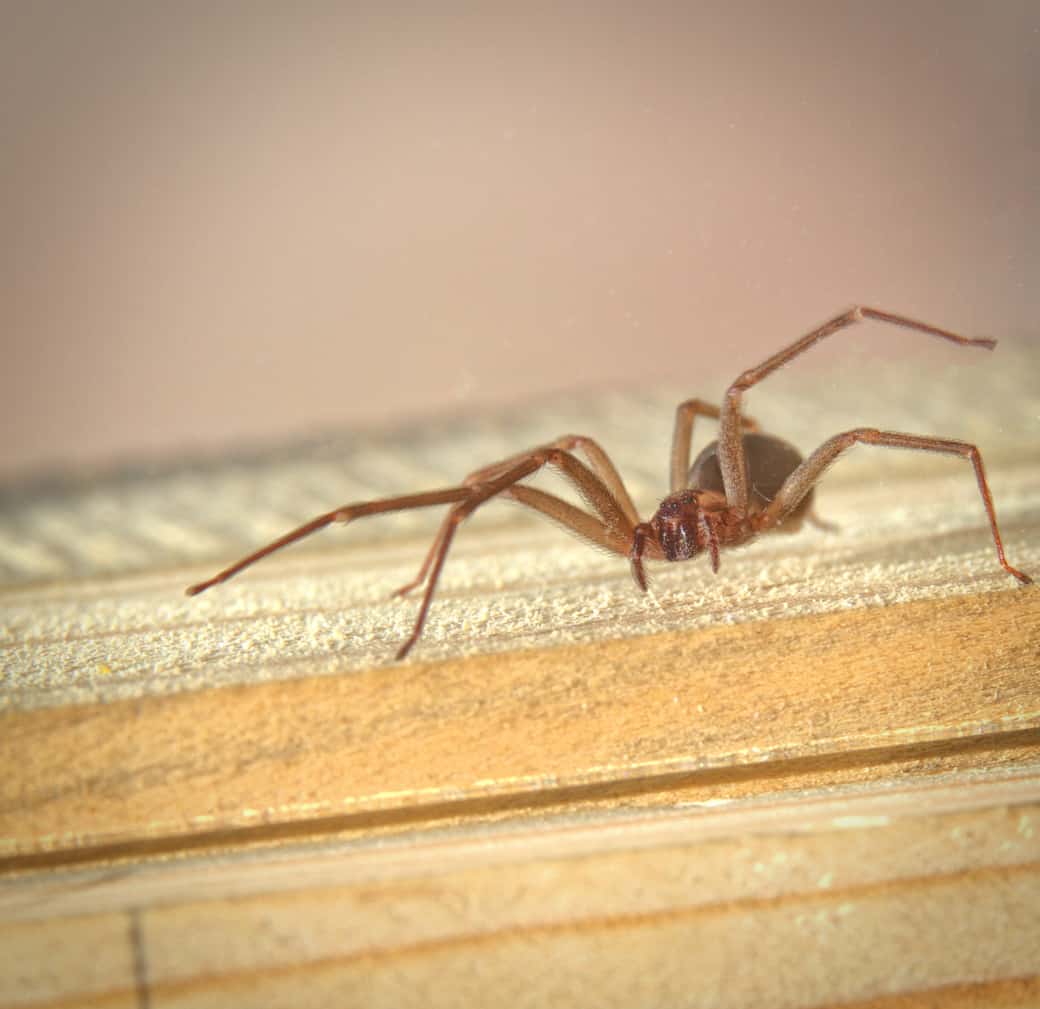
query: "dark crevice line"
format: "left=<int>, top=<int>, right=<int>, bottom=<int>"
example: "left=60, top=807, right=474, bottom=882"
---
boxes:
left=1, top=727, right=1037, bottom=875
left=128, top=908, right=151, bottom=1009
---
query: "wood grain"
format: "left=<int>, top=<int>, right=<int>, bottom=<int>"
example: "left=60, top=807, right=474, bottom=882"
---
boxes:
left=2, top=776, right=1039, bottom=1007
left=1, top=584, right=1038, bottom=863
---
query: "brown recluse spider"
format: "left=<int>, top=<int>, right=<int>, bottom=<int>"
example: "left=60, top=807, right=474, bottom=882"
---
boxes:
left=187, top=306, right=1032, bottom=659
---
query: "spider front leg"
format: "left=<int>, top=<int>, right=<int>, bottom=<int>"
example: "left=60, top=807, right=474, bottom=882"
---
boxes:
left=391, top=445, right=640, bottom=658
left=389, top=483, right=635, bottom=601
left=670, top=399, right=758, bottom=494
left=759, top=427, right=1031, bottom=584
left=463, top=434, right=640, bottom=525
left=392, top=436, right=638, bottom=599
left=185, top=487, right=473, bottom=596
left=715, top=307, right=997, bottom=514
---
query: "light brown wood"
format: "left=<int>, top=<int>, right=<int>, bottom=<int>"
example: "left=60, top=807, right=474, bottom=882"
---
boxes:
left=2, top=349, right=1039, bottom=1006
left=2, top=776, right=1039, bottom=1007
left=3, top=586, right=1040, bottom=865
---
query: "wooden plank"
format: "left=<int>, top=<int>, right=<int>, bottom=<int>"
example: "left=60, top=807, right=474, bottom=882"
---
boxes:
left=2, top=585, right=1038, bottom=864
left=1, top=913, right=140, bottom=1009
left=1, top=774, right=1038, bottom=1008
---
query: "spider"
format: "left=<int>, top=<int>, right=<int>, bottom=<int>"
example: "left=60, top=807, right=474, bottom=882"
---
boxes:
left=187, top=306, right=1032, bottom=659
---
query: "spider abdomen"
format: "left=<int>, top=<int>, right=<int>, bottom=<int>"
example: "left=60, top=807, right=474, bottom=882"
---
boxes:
left=689, top=432, right=813, bottom=521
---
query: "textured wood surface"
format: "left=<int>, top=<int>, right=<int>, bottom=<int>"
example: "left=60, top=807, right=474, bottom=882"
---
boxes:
left=3, top=777, right=1040, bottom=1009
left=2, top=338, right=1039, bottom=1006
left=3, top=585, right=1040, bottom=867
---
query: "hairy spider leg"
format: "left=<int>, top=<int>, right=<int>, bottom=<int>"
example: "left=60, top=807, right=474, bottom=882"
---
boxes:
left=716, top=306, right=997, bottom=515
left=392, top=435, right=640, bottom=598
left=464, top=434, right=640, bottom=523
left=670, top=399, right=759, bottom=495
left=185, top=488, right=473, bottom=596
left=505, top=485, right=634, bottom=555
left=757, top=427, right=1031, bottom=584
left=392, top=446, right=641, bottom=659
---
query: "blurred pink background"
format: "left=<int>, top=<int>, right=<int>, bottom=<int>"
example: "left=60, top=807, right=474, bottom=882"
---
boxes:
left=2, top=2, right=1036, bottom=476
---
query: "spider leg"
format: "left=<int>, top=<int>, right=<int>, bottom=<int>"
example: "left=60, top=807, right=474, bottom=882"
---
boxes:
left=670, top=399, right=759, bottom=494
left=394, top=446, right=639, bottom=658
left=393, top=440, right=639, bottom=598
left=549, top=435, right=641, bottom=527
left=389, top=526, right=449, bottom=598
left=185, top=487, right=473, bottom=595
left=759, top=427, right=1031, bottom=584
left=505, top=485, right=634, bottom=553
left=717, top=307, right=997, bottom=514
left=391, top=482, right=635, bottom=599
left=391, top=441, right=632, bottom=599
left=465, top=434, right=641, bottom=526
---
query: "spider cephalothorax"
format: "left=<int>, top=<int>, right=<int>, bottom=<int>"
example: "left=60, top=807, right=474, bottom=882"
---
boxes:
left=652, top=489, right=730, bottom=562
left=189, top=306, right=1031, bottom=658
